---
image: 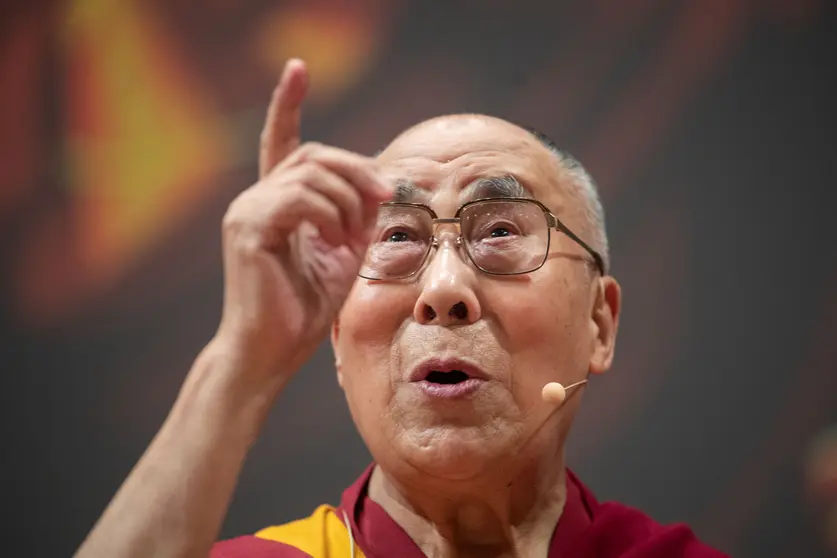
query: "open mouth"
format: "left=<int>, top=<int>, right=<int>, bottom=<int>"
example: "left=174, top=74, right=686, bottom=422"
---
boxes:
left=411, top=360, right=484, bottom=398
left=424, top=370, right=470, bottom=384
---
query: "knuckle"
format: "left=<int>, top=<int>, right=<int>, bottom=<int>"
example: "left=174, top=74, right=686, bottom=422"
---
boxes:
left=222, top=188, right=298, bottom=254
left=295, top=141, right=323, bottom=161
left=222, top=193, right=249, bottom=231
left=228, top=228, right=263, bottom=258
left=294, top=161, right=322, bottom=182
left=279, top=184, right=316, bottom=220
left=222, top=198, right=262, bottom=255
left=283, top=184, right=307, bottom=210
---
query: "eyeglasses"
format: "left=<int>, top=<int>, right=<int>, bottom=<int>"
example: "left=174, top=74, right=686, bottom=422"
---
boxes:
left=358, top=198, right=605, bottom=280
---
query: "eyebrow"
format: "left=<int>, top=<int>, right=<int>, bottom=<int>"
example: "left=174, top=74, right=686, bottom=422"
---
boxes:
left=393, top=179, right=427, bottom=203
left=464, top=175, right=532, bottom=200
left=391, top=175, right=532, bottom=203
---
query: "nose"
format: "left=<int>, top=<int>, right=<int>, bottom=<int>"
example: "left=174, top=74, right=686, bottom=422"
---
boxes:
left=413, top=238, right=481, bottom=326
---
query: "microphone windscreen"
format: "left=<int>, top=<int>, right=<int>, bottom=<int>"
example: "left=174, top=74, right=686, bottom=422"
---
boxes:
left=541, top=382, right=566, bottom=404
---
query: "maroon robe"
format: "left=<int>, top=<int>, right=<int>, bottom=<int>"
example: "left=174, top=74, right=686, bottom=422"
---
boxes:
left=212, top=465, right=728, bottom=557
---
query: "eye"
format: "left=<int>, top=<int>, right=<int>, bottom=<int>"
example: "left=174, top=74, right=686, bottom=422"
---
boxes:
left=489, top=226, right=512, bottom=238
left=387, top=230, right=411, bottom=242
left=476, top=220, right=521, bottom=240
left=378, top=226, right=423, bottom=243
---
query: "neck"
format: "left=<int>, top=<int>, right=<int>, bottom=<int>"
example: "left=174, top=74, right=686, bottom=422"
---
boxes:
left=369, top=454, right=567, bottom=558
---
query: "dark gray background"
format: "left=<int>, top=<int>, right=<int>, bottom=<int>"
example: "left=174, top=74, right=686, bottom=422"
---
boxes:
left=2, top=1, right=836, bottom=556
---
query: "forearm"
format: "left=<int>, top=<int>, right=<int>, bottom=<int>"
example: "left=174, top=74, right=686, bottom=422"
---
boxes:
left=75, top=340, right=285, bottom=558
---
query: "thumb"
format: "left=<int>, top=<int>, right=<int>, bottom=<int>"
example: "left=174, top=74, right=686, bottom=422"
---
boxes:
left=259, top=58, right=309, bottom=178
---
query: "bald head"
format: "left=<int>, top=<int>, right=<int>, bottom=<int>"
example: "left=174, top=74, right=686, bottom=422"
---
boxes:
left=378, top=114, right=610, bottom=273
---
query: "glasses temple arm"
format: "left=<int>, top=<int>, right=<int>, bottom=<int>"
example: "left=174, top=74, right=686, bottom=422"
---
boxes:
left=548, top=215, right=606, bottom=275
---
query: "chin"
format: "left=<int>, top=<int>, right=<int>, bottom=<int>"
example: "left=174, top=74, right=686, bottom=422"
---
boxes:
left=393, top=425, right=513, bottom=482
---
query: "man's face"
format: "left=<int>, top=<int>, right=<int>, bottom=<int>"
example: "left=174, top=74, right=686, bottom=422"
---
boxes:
left=332, top=116, right=616, bottom=480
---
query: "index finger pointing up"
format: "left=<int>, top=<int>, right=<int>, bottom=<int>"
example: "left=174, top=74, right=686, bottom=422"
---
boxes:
left=259, top=59, right=310, bottom=178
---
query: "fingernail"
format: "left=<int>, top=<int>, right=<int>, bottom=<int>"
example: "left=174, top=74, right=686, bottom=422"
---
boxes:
left=285, top=58, right=306, bottom=78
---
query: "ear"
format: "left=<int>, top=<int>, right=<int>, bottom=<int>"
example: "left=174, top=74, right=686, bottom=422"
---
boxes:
left=331, top=317, right=344, bottom=389
left=589, top=275, right=621, bottom=375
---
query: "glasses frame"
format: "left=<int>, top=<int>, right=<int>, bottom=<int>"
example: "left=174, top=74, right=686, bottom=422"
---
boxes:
left=358, top=197, right=606, bottom=280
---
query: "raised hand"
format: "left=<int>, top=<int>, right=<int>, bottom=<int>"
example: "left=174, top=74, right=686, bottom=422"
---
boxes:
left=217, top=59, right=392, bottom=381
left=74, top=60, right=391, bottom=558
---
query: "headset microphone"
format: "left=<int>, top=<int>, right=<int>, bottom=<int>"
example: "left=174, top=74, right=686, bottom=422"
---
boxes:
left=541, top=379, right=588, bottom=405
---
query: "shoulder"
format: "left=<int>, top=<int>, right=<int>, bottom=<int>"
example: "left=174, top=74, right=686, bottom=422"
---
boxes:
left=211, top=504, right=357, bottom=558
left=566, top=471, right=728, bottom=558
left=585, top=501, right=729, bottom=558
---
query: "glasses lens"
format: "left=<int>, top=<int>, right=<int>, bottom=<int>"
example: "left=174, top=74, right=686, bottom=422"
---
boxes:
left=460, top=200, right=549, bottom=274
left=359, top=204, right=432, bottom=279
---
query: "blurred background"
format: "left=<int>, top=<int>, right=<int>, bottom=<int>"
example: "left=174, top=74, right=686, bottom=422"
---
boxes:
left=2, top=1, right=836, bottom=556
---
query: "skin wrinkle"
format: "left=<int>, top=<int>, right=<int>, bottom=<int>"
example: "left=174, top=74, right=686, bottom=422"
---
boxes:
left=394, top=175, right=533, bottom=205
left=332, top=114, right=620, bottom=558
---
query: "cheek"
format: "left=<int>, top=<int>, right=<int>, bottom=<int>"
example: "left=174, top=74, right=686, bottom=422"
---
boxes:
left=337, top=281, right=416, bottom=431
left=339, top=280, right=415, bottom=348
left=486, top=272, right=589, bottom=384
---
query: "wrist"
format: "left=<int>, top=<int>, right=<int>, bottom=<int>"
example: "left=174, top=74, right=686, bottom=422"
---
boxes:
left=170, top=338, right=290, bottom=441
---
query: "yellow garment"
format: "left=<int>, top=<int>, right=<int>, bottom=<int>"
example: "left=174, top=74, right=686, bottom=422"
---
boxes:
left=256, top=505, right=366, bottom=558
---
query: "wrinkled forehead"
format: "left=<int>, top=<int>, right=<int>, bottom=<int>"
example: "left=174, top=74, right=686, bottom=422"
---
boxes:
left=376, top=116, right=566, bottom=205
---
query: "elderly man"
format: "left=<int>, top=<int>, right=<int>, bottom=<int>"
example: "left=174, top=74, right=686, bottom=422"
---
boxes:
left=76, top=60, right=726, bottom=558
